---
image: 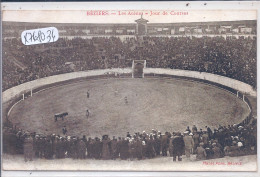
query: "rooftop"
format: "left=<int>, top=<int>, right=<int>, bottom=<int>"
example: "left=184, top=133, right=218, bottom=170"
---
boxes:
left=135, top=15, right=149, bottom=23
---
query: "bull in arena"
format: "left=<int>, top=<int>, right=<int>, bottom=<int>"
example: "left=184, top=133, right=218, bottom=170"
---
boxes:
left=54, top=112, right=68, bottom=122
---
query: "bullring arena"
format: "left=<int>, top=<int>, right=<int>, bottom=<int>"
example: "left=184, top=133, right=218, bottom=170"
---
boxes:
left=2, top=68, right=257, bottom=171
left=2, top=17, right=257, bottom=172
left=7, top=74, right=250, bottom=137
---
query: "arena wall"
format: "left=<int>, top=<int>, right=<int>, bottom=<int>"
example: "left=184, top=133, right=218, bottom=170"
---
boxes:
left=2, top=68, right=256, bottom=103
left=144, top=68, right=256, bottom=96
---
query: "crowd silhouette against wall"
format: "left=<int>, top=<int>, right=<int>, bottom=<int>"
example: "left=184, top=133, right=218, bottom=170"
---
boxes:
left=3, top=118, right=257, bottom=162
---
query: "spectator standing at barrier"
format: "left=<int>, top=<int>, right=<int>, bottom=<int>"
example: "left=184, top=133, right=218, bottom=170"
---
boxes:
left=4, top=128, right=18, bottom=154
left=119, top=137, right=129, bottom=160
left=44, top=139, right=53, bottom=159
left=117, top=137, right=122, bottom=158
left=23, top=133, right=34, bottom=162
left=135, top=137, right=143, bottom=160
left=153, top=134, right=161, bottom=156
left=16, top=130, right=24, bottom=154
left=78, top=139, right=86, bottom=159
left=111, top=136, right=119, bottom=159
left=61, top=137, right=67, bottom=159
left=183, top=132, right=194, bottom=159
left=55, top=137, right=62, bottom=159
left=39, top=137, right=46, bottom=158
left=146, top=135, right=155, bottom=159
left=101, top=135, right=111, bottom=160
left=34, top=135, right=40, bottom=158
left=212, top=143, right=223, bottom=159
left=192, top=125, right=197, bottom=133
left=206, top=126, right=213, bottom=140
left=172, top=132, right=185, bottom=161
left=161, top=132, right=169, bottom=156
left=93, top=137, right=102, bottom=159
left=202, top=131, right=209, bottom=147
left=185, top=126, right=191, bottom=134
left=128, top=138, right=136, bottom=160
left=227, top=141, right=240, bottom=157
left=70, top=137, right=78, bottom=159
left=195, top=142, right=207, bottom=160
left=193, top=132, right=200, bottom=153
left=82, top=135, right=87, bottom=145
left=3, top=116, right=258, bottom=162
left=169, top=134, right=174, bottom=157
left=66, top=136, right=72, bottom=158
left=86, top=137, right=93, bottom=158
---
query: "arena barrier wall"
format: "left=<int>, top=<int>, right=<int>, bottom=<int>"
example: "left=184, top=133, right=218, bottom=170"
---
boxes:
left=144, top=68, right=256, bottom=97
left=3, top=68, right=256, bottom=103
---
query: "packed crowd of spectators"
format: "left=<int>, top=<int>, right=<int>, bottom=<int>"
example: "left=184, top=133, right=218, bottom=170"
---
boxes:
left=3, top=36, right=256, bottom=91
left=3, top=118, right=257, bottom=162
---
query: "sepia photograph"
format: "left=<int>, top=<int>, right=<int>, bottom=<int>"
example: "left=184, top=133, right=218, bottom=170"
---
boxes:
left=1, top=2, right=258, bottom=174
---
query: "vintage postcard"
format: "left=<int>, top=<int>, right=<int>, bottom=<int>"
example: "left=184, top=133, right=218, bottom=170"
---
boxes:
left=1, top=1, right=258, bottom=175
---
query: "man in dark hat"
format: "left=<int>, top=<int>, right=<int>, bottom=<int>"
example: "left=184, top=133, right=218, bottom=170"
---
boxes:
left=126, top=132, right=131, bottom=138
left=192, top=125, right=197, bottom=133
left=206, top=126, right=213, bottom=139
left=82, top=135, right=87, bottom=145
left=93, top=137, right=102, bottom=159
left=101, top=135, right=111, bottom=160
left=172, top=132, right=184, bottom=161
left=185, top=126, right=191, bottom=134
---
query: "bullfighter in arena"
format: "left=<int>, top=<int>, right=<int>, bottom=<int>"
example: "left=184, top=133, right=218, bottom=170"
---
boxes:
left=124, top=96, right=128, bottom=104
left=62, top=126, right=67, bottom=135
left=86, top=109, right=90, bottom=118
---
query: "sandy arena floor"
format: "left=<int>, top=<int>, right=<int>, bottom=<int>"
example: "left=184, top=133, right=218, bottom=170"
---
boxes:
left=8, top=77, right=250, bottom=137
